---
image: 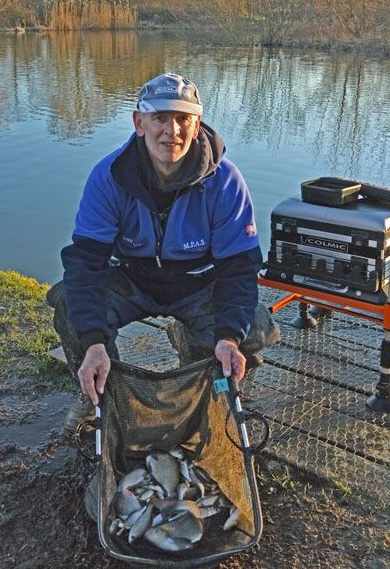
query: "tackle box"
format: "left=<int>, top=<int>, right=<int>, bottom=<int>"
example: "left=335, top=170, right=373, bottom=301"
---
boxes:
left=264, top=178, right=390, bottom=304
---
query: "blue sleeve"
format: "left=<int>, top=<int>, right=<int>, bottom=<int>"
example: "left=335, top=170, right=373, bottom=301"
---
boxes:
left=209, top=160, right=262, bottom=344
left=74, top=162, right=121, bottom=243
left=62, top=236, right=113, bottom=350
left=62, top=162, right=120, bottom=349
left=211, top=160, right=259, bottom=259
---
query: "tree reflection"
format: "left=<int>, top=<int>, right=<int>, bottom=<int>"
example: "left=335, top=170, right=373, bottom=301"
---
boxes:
left=1, top=31, right=390, bottom=179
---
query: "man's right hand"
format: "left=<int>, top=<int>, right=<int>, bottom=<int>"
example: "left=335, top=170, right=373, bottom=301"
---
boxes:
left=78, top=343, right=111, bottom=405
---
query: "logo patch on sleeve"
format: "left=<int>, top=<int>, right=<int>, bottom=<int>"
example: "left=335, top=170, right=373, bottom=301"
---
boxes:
left=245, top=223, right=256, bottom=236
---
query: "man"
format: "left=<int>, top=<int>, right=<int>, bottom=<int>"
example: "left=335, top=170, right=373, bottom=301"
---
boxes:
left=47, top=72, right=280, bottom=434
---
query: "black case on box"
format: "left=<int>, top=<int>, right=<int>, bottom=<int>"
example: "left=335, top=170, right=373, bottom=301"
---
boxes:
left=264, top=191, right=390, bottom=304
left=301, top=177, right=361, bottom=206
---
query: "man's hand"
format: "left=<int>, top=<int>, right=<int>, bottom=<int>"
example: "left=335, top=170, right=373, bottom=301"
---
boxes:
left=78, top=343, right=111, bottom=405
left=215, top=339, right=246, bottom=382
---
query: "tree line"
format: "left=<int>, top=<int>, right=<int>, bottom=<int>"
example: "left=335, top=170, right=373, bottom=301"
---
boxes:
left=0, top=0, right=388, bottom=50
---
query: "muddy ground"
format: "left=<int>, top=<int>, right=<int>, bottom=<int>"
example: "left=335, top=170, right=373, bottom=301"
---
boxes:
left=1, top=369, right=389, bottom=569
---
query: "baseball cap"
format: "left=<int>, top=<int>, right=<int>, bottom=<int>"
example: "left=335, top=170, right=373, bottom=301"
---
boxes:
left=137, top=72, right=203, bottom=116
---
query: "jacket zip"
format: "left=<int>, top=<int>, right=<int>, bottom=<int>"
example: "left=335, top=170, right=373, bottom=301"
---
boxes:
left=152, top=209, right=164, bottom=268
left=151, top=188, right=182, bottom=268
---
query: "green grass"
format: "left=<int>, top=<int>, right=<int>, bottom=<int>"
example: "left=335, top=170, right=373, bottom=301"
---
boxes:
left=0, top=270, right=73, bottom=391
left=270, top=466, right=302, bottom=492
left=332, top=477, right=353, bottom=497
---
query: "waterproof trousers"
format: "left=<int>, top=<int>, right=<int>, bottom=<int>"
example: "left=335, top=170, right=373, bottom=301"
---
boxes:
left=46, top=267, right=280, bottom=380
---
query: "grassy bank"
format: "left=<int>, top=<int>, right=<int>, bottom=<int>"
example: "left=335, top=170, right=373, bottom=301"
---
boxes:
left=0, top=0, right=390, bottom=50
left=0, top=270, right=72, bottom=394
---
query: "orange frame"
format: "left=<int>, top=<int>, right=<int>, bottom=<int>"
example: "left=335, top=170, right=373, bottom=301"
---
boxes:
left=258, top=275, right=390, bottom=331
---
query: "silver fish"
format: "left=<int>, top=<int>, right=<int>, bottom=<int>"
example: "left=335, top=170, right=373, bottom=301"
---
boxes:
left=169, top=446, right=185, bottom=460
left=118, top=468, right=148, bottom=491
left=176, top=481, right=189, bottom=500
left=179, top=460, right=191, bottom=483
left=193, top=482, right=205, bottom=499
left=191, top=466, right=214, bottom=485
left=142, top=483, right=165, bottom=494
left=223, top=505, right=240, bottom=530
left=145, top=531, right=193, bottom=552
left=151, top=512, right=164, bottom=527
left=138, top=488, right=155, bottom=501
left=149, top=496, right=177, bottom=510
left=199, top=505, right=220, bottom=518
left=146, top=453, right=180, bottom=497
left=157, top=499, right=203, bottom=521
left=181, top=485, right=203, bottom=501
left=112, top=488, right=142, bottom=520
left=128, top=504, right=153, bottom=544
left=145, top=511, right=203, bottom=550
left=197, top=494, right=219, bottom=507
left=123, top=505, right=147, bottom=528
left=108, top=518, right=123, bottom=536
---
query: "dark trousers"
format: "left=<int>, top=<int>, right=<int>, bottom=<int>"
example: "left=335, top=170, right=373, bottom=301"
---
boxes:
left=46, top=268, right=280, bottom=379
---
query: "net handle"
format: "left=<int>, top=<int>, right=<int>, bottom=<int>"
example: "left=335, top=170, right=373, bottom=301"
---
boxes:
left=75, top=400, right=102, bottom=463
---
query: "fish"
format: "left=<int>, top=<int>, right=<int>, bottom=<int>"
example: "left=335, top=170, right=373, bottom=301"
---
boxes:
left=109, top=448, right=242, bottom=549
left=146, top=453, right=180, bottom=497
left=191, top=466, right=214, bottom=485
left=128, top=504, right=153, bottom=544
left=181, top=486, right=199, bottom=501
left=145, top=532, right=193, bottom=552
left=193, top=482, right=205, bottom=499
left=145, top=511, right=203, bottom=551
left=108, top=518, right=123, bottom=536
left=112, top=488, right=143, bottom=520
left=123, top=505, right=147, bottom=528
left=179, top=459, right=191, bottom=483
left=157, top=499, right=203, bottom=521
left=223, top=506, right=241, bottom=530
left=169, top=446, right=185, bottom=460
left=199, top=506, right=220, bottom=518
left=142, top=483, right=165, bottom=494
left=137, top=488, right=155, bottom=501
left=197, top=494, right=219, bottom=507
left=176, top=481, right=190, bottom=500
left=118, top=468, right=148, bottom=491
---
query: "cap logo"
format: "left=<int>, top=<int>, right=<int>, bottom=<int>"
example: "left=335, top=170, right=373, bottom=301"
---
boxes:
left=155, top=86, right=179, bottom=94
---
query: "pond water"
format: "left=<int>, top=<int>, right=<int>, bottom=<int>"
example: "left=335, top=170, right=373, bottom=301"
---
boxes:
left=1, top=30, right=390, bottom=284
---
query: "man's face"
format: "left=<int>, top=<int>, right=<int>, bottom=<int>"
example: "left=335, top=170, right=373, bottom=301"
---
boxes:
left=133, top=111, right=201, bottom=176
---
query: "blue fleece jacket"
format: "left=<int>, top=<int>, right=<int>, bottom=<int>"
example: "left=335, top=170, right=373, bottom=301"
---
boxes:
left=61, top=126, right=263, bottom=350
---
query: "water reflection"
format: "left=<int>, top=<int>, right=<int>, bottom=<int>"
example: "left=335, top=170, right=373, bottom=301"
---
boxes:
left=199, top=48, right=390, bottom=179
left=1, top=31, right=390, bottom=178
left=1, top=31, right=390, bottom=282
left=0, top=31, right=174, bottom=140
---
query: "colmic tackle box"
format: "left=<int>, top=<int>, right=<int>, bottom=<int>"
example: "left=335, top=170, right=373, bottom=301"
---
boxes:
left=264, top=186, right=390, bottom=304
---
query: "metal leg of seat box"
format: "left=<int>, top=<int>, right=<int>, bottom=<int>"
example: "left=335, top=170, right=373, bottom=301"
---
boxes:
left=292, top=301, right=318, bottom=329
left=309, top=305, right=333, bottom=318
left=366, top=329, right=390, bottom=412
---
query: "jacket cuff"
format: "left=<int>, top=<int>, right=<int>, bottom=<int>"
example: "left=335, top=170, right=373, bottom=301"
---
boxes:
left=215, top=330, right=242, bottom=347
left=80, top=330, right=107, bottom=351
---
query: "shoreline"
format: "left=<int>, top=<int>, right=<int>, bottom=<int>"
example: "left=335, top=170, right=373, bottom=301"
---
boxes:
left=1, top=24, right=389, bottom=55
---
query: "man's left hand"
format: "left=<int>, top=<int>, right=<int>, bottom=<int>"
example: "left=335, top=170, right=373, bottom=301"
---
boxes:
left=215, top=339, right=246, bottom=381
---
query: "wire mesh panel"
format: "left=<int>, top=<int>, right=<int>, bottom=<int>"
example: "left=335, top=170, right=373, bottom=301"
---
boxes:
left=116, top=291, right=390, bottom=504
left=117, top=318, right=179, bottom=371
left=242, top=287, right=390, bottom=503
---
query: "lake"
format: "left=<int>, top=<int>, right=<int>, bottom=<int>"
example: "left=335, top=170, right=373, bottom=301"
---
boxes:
left=1, top=30, right=390, bottom=284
